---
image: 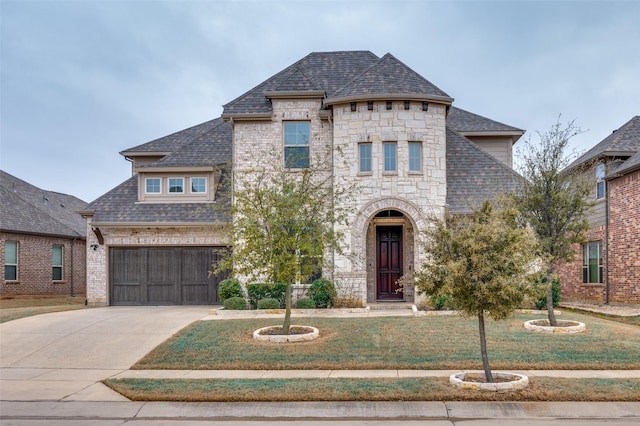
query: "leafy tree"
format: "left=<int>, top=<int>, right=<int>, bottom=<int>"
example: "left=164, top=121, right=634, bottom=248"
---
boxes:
left=512, top=118, right=593, bottom=326
left=414, top=201, right=536, bottom=382
left=215, top=151, right=356, bottom=334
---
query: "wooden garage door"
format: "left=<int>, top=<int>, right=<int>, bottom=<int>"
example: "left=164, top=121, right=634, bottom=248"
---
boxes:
left=110, top=247, right=226, bottom=306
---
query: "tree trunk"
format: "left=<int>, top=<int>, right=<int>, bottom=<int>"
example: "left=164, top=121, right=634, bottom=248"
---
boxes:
left=282, top=282, right=292, bottom=334
left=478, top=312, right=494, bottom=383
left=546, top=268, right=557, bottom=327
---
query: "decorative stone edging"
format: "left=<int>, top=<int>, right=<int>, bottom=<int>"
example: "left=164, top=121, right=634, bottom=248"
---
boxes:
left=449, top=371, right=529, bottom=391
left=524, top=319, right=586, bottom=333
left=253, top=325, right=319, bottom=343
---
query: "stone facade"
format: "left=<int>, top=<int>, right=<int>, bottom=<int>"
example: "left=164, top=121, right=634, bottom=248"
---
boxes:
left=1, top=232, right=86, bottom=296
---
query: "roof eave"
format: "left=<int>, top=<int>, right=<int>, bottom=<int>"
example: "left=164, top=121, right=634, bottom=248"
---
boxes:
left=138, top=166, right=219, bottom=173
left=120, top=151, right=172, bottom=157
left=264, top=90, right=325, bottom=99
left=221, top=113, right=272, bottom=122
left=88, top=221, right=229, bottom=228
left=324, top=93, right=454, bottom=106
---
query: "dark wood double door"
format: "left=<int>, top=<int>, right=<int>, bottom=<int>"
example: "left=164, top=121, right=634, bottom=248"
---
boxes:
left=110, top=247, right=226, bottom=306
left=376, top=226, right=403, bottom=300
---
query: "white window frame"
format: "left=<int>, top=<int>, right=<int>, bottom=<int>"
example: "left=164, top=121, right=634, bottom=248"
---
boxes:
left=596, top=163, right=605, bottom=199
left=582, top=241, right=603, bottom=284
left=284, top=121, right=310, bottom=169
left=168, top=177, right=184, bottom=193
left=52, top=244, right=63, bottom=281
left=145, top=178, right=161, bottom=194
left=5, top=241, right=18, bottom=281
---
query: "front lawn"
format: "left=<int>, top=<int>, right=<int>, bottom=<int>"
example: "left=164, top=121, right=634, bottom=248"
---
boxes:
left=0, top=295, right=87, bottom=323
left=134, top=312, right=640, bottom=370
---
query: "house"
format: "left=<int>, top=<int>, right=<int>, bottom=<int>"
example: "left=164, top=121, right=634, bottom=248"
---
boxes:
left=557, top=116, right=640, bottom=305
left=81, top=51, right=524, bottom=307
left=1, top=170, right=88, bottom=296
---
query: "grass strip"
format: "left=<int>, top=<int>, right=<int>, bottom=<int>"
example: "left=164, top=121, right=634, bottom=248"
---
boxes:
left=104, top=377, right=640, bottom=402
left=133, top=313, right=640, bottom=370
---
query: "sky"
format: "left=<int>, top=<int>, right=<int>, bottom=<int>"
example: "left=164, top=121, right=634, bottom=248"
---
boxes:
left=1, top=0, right=639, bottom=203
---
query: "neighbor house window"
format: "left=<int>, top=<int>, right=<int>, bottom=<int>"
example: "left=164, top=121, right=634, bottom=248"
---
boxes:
left=383, top=142, right=397, bottom=172
left=168, top=178, right=184, bottom=193
left=191, top=177, right=206, bottom=193
left=596, top=163, right=605, bottom=199
left=5, top=241, right=18, bottom=281
left=582, top=242, right=603, bottom=284
left=408, top=142, right=422, bottom=172
left=145, top=178, right=161, bottom=193
left=52, top=245, right=63, bottom=281
left=359, top=143, right=372, bottom=173
left=284, top=122, right=310, bottom=168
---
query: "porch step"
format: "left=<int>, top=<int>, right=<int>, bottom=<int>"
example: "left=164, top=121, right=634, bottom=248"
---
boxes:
left=367, top=303, right=415, bottom=311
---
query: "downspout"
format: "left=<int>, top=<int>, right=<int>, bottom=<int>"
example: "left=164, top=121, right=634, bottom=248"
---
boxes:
left=70, top=237, right=76, bottom=297
left=604, top=179, right=610, bottom=305
left=328, top=112, right=335, bottom=282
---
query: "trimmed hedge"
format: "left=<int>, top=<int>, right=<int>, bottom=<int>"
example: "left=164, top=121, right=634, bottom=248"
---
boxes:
left=223, top=297, right=247, bottom=310
left=295, top=298, right=316, bottom=309
left=257, top=298, right=281, bottom=309
left=535, top=276, right=562, bottom=310
left=308, top=278, right=337, bottom=308
left=246, top=283, right=287, bottom=309
left=218, top=278, right=244, bottom=302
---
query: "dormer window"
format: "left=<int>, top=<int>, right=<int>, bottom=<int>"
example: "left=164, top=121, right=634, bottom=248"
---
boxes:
left=145, top=178, right=161, bottom=193
left=169, top=178, right=184, bottom=193
left=191, top=177, right=206, bottom=193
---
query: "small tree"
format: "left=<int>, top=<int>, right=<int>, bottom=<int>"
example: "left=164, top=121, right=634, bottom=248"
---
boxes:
left=216, top=151, right=355, bottom=334
left=512, top=117, right=593, bottom=326
left=414, top=201, right=536, bottom=382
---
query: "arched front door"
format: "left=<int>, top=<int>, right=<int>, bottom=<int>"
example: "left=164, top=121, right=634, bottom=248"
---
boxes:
left=376, top=226, right=403, bottom=300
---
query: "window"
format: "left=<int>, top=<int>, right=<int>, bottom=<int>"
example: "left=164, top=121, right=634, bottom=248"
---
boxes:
left=596, top=163, right=605, bottom=199
left=145, top=178, right=161, bottom=193
left=168, top=178, right=184, bottom=193
left=5, top=241, right=18, bottom=281
left=359, top=143, right=372, bottom=173
left=383, top=142, right=397, bottom=172
left=191, top=177, right=206, bottom=193
left=284, top=122, right=310, bottom=168
left=52, top=245, right=63, bottom=281
left=408, top=142, right=422, bottom=172
left=582, top=242, right=603, bottom=284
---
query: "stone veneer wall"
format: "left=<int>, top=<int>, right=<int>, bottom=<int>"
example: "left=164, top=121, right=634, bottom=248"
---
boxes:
left=84, top=215, right=227, bottom=306
left=607, top=170, right=640, bottom=304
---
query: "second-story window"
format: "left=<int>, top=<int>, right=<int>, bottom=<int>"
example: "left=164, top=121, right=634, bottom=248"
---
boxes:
left=168, top=178, right=184, bottom=193
left=191, top=177, right=206, bottom=193
left=359, top=143, right=372, bottom=173
left=284, top=122, right=310, bottom=169
left=596, top=163, right=605, bottom=199
left=384, top=142, right=397, bottom=172
left=408, top=142, right=422, bottom=172
left=146, top=178, right=161, bottom=193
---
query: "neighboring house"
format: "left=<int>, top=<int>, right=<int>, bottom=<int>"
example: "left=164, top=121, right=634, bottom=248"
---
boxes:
left=1, top=170, right=88, bottom=296
left=82, top=51, right=524, bottom=307
left=557, top=116, right=640, bottom=305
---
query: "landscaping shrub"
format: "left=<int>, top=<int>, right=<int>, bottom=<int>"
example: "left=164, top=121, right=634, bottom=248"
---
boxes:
left=429, top=294, right=452, bottom=310
left=295, top=298, right=316, bottom=309
left=218, top=278, right=244, bottom=302
left=333, top=296, right=364, bottom=308
left=308, top=278, right=337, bottom=308
left=246, top=283, right=287, bottom=309
left=223, top=297, right=247, bottom=310
left=257, top=298, right=281, bottom=310
left=534, top=276, right=561, bottom=310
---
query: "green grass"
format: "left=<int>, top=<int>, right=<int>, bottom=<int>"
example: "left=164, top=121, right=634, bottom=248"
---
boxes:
left=0, top=296, right=87, bottom=323
left=134, top=312, right=640, bottom=370
left=104, top=377, right=640, bottom=402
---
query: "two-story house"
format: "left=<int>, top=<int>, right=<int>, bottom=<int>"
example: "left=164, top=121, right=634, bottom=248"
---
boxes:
left=557, top=116, right=640, bottom=305
left=81, top=51, right=524, bottom=307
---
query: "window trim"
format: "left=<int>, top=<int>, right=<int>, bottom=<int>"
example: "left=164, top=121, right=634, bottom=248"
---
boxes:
left=408, top=141, right=422, bottom=173
left=52, top=244, right=64, bottom=282
left=5, top=241, right=18, bottom=281
left=145, top=177, right=162, bottom=194
left=283, top=121, right=311, bottom=169
left=582, top=241, right=603, bottom=284
left=383, top=142, right=397, bottom=172
left=358, top=142, right=372, bottom=173
left=168, top=177, right=185, bottom=193
left=190, top=177, right=207, bottom=194
left=596, top=163, right=605, bottom=199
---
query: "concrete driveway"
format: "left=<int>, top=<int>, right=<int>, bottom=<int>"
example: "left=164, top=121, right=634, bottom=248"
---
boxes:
left=0, top=306, right=210, bottom=401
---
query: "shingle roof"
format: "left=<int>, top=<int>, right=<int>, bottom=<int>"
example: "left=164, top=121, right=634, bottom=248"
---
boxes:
left=607, top=151, right=640, bottom=178
left=85, top=176, right=230, bottom=225
left=447, top=106, right=523, bottom=134
left=140, top=119, right=232, bottom=168
left=446, top=128, right=524, bottom=214
left=569, top=116, right=640, bottom=168
left=222, top=51, right=381, bottom=116
left=0, top=170, right=88, bottom=237
left=121, top=118, right=224, bottom=155
left=326, top=53, right=451, bottom=103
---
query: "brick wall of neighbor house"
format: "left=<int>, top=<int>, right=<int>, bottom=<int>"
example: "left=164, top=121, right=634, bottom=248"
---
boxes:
left=85, top=217, right=229, bottom=306
left=556, top=227, right=606, bottom=303
left=608, top=170, right=640, bottom=304
left=1, top=232, right=86, bottom=296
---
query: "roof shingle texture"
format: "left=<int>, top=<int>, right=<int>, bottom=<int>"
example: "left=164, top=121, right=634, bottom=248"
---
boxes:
left=447, top=106, right=523, bottom=133
left=446, top=128, right=524, bottom=214
left=570, top=116, right=640, bottom=168
left=121, top=118, right=224, bottom=154
left=0, top=170, right=88, bottom=237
